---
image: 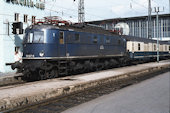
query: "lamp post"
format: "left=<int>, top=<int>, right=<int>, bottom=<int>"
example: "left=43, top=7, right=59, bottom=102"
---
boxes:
left=154, top=7, right=159, bottom=63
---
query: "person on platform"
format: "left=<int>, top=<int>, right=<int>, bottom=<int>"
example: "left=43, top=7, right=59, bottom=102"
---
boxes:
left=14, top=51, right=22, bottom=63
left=12, top=48, right=22, bottom=73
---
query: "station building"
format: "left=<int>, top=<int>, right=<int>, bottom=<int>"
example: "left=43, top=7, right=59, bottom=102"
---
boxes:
left=89, top=14, right=170, bottom=41
left=0, top=0, right=45, bottom=73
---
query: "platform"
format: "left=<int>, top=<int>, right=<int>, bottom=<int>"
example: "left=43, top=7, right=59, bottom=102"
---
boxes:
left=0, top=73, right=23, bottom=86
left=0, top=60, right=169, bottom=111
left=62, top=72, right=170, bottom=113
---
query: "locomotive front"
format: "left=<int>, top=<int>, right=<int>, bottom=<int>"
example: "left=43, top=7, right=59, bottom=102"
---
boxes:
left=23, top=26, right=46, bottom=74
left=16, top=25, right=60, bottom=79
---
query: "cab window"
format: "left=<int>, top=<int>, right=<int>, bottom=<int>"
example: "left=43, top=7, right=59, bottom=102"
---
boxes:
left=27, top=31, right=44, bottom=43
left=59, top=31, right=64, bottom=44
left=33, top=31, right=44, bottom=43
left=27, top=33, right=33, bottom=43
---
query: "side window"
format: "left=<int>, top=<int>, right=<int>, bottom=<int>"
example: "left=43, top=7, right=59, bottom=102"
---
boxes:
left=93, top=36, right=98, bottom=43
left=100, top=36, right=104, bottom=43
left=169, top=46, right=170, bottom=51
left=53, top=33, right=55, bottom=38
left=75, top=33, right=80, bottom=42
left=106, top=37, right=110, bottom=44
left=59, top=31, right=64, bottom=44
left=138, top=43, right=140, bottom=51
left=118, top=40, right=121, bottom=45
left=87, top=36, right=91, bottom=44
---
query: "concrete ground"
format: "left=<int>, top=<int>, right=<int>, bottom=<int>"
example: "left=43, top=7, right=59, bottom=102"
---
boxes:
left=62, top=72, right=170, bottom=113
left=0, top=72, right=16, bottom=77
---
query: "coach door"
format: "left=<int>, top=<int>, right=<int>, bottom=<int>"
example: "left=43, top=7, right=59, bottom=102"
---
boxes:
left=58, top=31, right=66, bottom=57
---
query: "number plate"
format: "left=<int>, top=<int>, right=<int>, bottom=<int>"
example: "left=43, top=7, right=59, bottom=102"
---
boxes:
left=26, top=54, right=35, bottom=58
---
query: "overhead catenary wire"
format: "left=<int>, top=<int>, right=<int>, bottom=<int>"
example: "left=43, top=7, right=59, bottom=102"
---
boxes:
left=45, top=1, right=124, bottom=21
left=44, top=1, right=115, bottom=21
left=130, top=0, right=148, bottom=9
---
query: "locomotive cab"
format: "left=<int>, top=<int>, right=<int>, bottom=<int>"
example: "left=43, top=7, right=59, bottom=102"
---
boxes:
left=21, top=26, right=68, bottom=79
left=23, top=27, right=66, bottom=59
left=23, top=29, right=45, bottom=57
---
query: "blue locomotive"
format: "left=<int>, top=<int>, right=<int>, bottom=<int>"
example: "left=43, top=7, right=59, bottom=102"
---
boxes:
left=16, top=23, right=128, bottom=80
left=10, top=18, right=170, bottom=80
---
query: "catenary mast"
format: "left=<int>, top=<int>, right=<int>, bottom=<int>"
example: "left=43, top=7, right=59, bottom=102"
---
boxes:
left=78, top=0, right=85, bottom=24
left=74, top=0, right=85, bottom=24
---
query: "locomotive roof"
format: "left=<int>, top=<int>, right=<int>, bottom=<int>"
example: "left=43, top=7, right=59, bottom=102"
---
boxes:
left=30, top=24, right=118, bottom=36
left=29, top=24, right=170, bottom=45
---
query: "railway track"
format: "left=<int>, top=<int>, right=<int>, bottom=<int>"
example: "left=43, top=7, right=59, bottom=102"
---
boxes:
left=3, top=65, right=169, bottom=113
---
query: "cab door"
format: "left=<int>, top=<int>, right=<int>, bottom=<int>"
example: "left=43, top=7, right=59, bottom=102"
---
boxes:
left=58, top=31, right=66, bottom=57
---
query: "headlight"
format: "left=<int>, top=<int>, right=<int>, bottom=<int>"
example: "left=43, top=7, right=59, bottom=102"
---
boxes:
left=39, top=51, right=44, bottom=57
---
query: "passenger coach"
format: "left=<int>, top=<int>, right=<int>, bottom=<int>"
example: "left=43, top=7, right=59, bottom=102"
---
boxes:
left=124, top=36, right=170, bottom=60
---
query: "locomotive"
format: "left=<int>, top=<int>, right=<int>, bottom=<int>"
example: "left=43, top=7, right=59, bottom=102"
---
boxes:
left=10, top=17, right=170, bottom=80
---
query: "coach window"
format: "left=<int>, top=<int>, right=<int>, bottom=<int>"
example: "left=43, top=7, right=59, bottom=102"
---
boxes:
left=132, top=43, right=134, bottom=51
left=93, top=36, right=98, bottom=43
left=75, top=33, right=80, bottom=42
left=154, top=45, right=156, bottom=51
left=59, top=31, right=64, bottom=44
left=165, top=46, right=167, bottom=51
left=138, top=43, right=140, bottom=51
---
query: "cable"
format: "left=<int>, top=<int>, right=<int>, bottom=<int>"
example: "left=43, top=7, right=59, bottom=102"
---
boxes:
left=130, top=0, right=147, bottom=9
left=44, top=1, right=108, bottom=20
left=152, top=0, right=159, bottom=6
left=46, top=8, right=104, bottom=20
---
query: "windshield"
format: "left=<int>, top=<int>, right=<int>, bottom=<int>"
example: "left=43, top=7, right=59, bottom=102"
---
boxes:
left=26, top=31, right=44, bottom=43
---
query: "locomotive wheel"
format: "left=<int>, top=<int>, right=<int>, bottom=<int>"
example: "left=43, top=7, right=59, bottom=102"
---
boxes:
left=39, top=70, right=47, bottom=80
left=47, top=69, right=58, bottom=79
left=23, top=69, right=33, bottom=81
left=104, top=60, right=109, bottom=69
left=40, top=62, right=53, bottom=71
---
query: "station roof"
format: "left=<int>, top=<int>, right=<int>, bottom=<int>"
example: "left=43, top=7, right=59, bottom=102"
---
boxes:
left=87, top=14, right=170, bottom=24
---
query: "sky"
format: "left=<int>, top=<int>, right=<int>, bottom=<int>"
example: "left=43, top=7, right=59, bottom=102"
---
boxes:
left=45, top=0, right=170, bottom=22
